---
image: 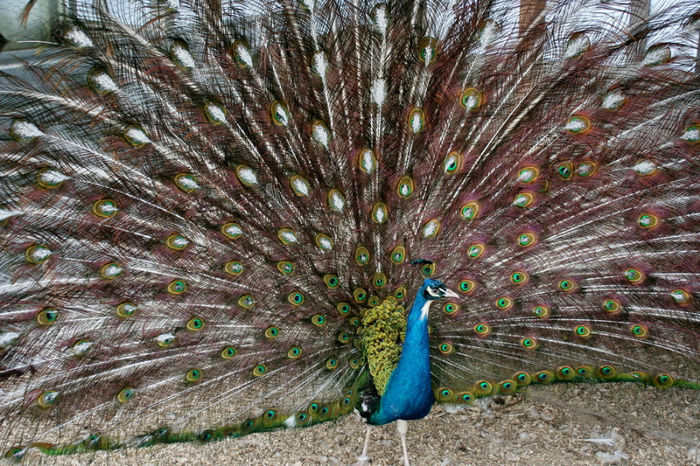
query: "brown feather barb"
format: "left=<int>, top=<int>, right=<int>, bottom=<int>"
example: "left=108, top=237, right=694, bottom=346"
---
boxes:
left=0, top=0, right=698, bottom=461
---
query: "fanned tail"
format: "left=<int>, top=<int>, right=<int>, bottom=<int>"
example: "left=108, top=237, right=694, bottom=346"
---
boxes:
left=0, top=0, right=698, bottom=458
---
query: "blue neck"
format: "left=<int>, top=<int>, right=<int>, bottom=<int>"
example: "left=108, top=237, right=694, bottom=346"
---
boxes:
left=369, top=284, right=434, bottom=425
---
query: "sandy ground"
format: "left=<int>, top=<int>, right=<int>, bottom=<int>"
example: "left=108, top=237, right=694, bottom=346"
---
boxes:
left=17, top=383, right=699, bottom=465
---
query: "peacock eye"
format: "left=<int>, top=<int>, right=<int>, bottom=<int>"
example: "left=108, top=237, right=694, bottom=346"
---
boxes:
left=373, top=273, right=386, bottom=288
left=460, top=201, right=479, bottom=220
left=518, top=232, right=536, bottom=247
left=336, top=302, right=351, bottom=315
left=355, top=246, right=370, bottom=266
left=443, top=152, right=461, bottom=174
left=532, top=305, right=550, bottom=319
left=517, top=166, right=539, bottom=183
left=36, top=308, right=59, bottom=326
left=416, top=36, right=438, bottom=64
left=270, top=101, right=290, bottom=126
left=315, top=233, right=334, bottom=251
left=408, top=108, right=426, bottom=134
left=311, top=314, right=326, bottom=327
left=390, top=245, right=406, bottom=264
left=397, top=176, right=414, bottom=198
left=186, top=317, right=204, bottom=331
left=323, top=274, right=339, bottom=288
left=287, top=346, right=302, bottom=359
left=221, top=346, right=237, bottom=359
left=186, top=368, right=202, bottom=382
left=460, top=87, right=483, bottom=111
left=358, top=148, right=378, bottom=174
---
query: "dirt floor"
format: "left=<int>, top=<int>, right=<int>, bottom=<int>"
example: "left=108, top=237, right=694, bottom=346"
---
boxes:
left=17, top=383, right=699, bottom=465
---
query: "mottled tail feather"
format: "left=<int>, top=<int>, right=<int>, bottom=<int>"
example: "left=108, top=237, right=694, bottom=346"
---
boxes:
left=0, top=0, right=698, bottom=458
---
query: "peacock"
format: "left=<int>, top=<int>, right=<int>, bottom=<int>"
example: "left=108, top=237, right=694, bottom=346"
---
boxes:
left=0, top=0, right=698, bottom=463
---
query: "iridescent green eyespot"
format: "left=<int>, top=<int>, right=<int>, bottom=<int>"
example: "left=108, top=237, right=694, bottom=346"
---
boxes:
left=556, top=366, right=575, bottom=381
left=311, top=314, right=326, bottom=327
left=474, top=380, right=493, bottom=396
left=460, top=87, right=483, bottom=111
left=353, top=288, right=367, bottom=303
left=287, top=346, right=302, bottom=359
left=438, top=342, right=454, bottom=355
left=574, top=324, right=591, bottom=339
left=520, top=337, right=537, bottom=350
left=397, top=176, right=414, bottom=198
left=167, top=279, right=187, bottom=295
left=630, top=324, right=648, bottom=338
left=443, top=302, right=459, bottom=315
left=323, top=274, right=339, bottom=288
left=325, top=358, right=338, bottom=370
left=436, top=387, right=453, bottom=402
left=532, top=305, right=550, bottom=319
left=558, top=279, right=576, bottom=292
left=288, top=291, right=304, bottom=305
left=514, top=372, right=532, bottom=386
left=443, top=152, right=461, bottom=174
left=498, top=380, right=516, bottom=394
left=186, top=317, right=204, bottom=331
left=467, top=243, right=485, bottom=259
left=224, top=260, right=244, bottom=276
left=373, top=273, right=387, bottom=288
left=37, top=390, right=59, bottom=408
left=653, top=373, right=674, bottom=389
left=460, top=201, right=480, bottom=220
left=264, top=326, right=280, bottom=339
left=597, top=365, right=616, bottom=379
left=624, top=267, right=644, bottom=284
left=534, top=370, right=554, bottom=384
left=36, top=308, right=59, bottom=326
left=277, top=261, right=295, bottom=275
left=117, top=387, right=135, bottom=403
left=602, top=298, right=621, bottom=315
left=221, top=346, right=237, bottom=359
left=496, top=297, right=513, bottom=311
left=518, top=232, right=536, bottom=247
left=238, top=294, right=255, bottom=309
left=355, top=246, right=370, bottom=266
left=390, top=245, right=406, bottom=264
left=555, top=160, right=574, bottom=179
left=92, top=199, right=118, bottom=218
left=637, top=213, right=658, bottom=229
left=186, top=368, right=202, bottom=382
left=459, top=279, right=476, bottom=294
left=474, top=323, right=490, bottom=336
left=510, top=271, right=528, bottom=285
left=336, top=302, right=351, bottom=316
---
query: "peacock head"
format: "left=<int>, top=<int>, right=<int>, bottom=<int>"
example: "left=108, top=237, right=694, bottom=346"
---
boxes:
left=422, top=278, right=459, bottom=301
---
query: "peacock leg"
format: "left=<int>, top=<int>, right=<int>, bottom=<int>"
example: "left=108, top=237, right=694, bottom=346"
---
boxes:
left=397, top=419, right=410, bottom=466
left=356, top=425, right=372, bottom=465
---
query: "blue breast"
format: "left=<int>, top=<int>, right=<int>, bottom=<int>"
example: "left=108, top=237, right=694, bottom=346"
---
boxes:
left=368, top=282, right=435, bottom=425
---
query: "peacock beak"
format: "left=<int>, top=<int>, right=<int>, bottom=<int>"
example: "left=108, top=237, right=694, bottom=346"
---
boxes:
left=443, top=288, right=459, bottom=299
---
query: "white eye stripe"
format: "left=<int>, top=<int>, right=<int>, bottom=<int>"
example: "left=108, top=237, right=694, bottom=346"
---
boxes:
left=427, top=287, right=441, bottom=297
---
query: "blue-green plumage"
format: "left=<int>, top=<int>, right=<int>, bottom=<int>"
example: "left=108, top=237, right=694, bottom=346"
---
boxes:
left=368, top=279, right=457, bottom=425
